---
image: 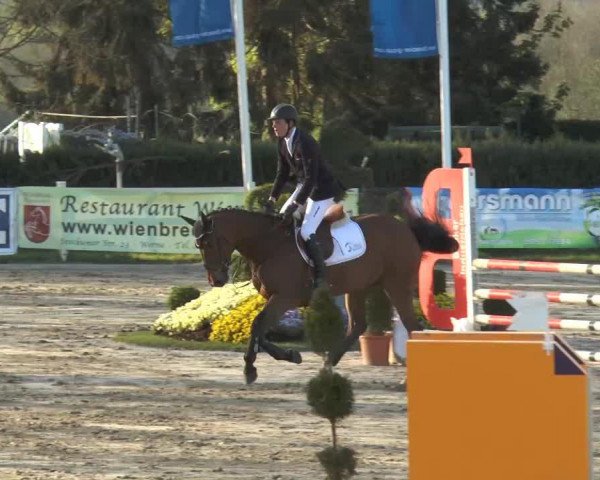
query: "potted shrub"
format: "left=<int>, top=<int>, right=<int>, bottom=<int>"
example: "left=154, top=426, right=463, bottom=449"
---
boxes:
left=359, top=286, right=393, bottom=366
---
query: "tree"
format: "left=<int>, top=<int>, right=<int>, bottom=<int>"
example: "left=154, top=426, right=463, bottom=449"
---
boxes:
left=448, top=0, right=571, bottom=136
left=0, top=0, right=573, bottom=141
left=2, top=0, right=170, bottom=127
left=538, top=0, right=600, bottom=120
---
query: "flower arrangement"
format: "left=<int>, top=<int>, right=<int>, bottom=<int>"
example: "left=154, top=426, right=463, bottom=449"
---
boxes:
left=209, top=294, right=266, bottom=344
left=152, top=282, right=259, bottom=337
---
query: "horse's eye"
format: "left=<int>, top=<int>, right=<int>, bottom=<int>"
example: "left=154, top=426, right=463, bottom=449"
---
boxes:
left=195, top=234, right=205, bottom=249
left=198, top=234, right=209, bottom=248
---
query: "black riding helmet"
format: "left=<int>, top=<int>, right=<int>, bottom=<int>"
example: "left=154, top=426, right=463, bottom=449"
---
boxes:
left=267, top=103, right=298, bottom=122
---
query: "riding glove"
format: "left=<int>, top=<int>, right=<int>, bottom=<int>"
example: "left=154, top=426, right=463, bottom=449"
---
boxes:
left=281, top=202, right=299, bottom=224
left=263, top=198, right=276, bottom=215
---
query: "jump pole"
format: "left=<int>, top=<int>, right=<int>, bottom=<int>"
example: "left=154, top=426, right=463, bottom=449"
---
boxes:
left=418, top=150, right=600, bottom=348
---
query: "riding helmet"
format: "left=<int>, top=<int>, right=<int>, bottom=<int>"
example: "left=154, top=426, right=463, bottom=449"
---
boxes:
left=267, top=103, right=298, bottom=122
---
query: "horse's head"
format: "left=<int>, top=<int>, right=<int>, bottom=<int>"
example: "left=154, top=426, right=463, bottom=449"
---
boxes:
left=181, top=212, right=234, bottom=287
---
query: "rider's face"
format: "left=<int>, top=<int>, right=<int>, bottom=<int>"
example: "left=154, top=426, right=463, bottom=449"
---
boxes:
left=271, top=118, right=290, bottom=138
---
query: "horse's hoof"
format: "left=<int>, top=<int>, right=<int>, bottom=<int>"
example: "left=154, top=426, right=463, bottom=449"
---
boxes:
left=287, top=349, right=302, bottom=364
left=244, top=367, right=258, bottom=385
left=327, top=352, right=340, bottom=367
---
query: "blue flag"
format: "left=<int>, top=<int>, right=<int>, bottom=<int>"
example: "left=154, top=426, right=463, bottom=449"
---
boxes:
left=370, top=0, right=438, bottom=59
left=170, top=0, right=234, bottom=47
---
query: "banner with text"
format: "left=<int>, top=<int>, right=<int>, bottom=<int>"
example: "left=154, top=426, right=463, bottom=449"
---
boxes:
left=170, top=0, right=233, bottom=47
left=369, top=0, right=438, bottom=59
left=408, top=186, right=600, bottom=249
left=17, top=187, right=360, bottom=254
left=0, top=188, right=17, bottom=255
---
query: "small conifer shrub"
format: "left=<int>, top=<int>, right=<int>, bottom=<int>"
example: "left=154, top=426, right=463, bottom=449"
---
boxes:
left=166, top=286, right=200, bottom=311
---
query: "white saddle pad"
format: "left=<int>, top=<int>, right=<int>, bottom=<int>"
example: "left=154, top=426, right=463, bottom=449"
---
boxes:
left=296, top=215, right=366, bottom=266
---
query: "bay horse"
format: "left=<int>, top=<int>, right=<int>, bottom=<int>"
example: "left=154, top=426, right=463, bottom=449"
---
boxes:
left=182, top=202, right=457, bottom=384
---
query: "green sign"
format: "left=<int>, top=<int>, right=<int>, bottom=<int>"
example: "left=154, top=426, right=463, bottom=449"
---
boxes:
left=18, top=187, right=359, bottom=254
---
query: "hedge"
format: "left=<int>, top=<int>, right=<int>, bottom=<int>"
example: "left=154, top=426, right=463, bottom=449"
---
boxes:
left=2, top=136, right=599, bottom=189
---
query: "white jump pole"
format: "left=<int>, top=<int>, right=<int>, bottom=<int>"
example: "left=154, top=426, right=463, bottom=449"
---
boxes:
left=231, top=0, right=255, bottom=191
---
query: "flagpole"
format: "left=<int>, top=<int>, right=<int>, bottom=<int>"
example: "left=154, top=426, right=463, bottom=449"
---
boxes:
left=231, top=0, right=254, bottom=190
left=437, top=0, right=452, bottom=168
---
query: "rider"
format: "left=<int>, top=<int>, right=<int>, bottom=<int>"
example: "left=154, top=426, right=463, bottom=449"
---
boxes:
left=265, top=103, right=345, bottom=289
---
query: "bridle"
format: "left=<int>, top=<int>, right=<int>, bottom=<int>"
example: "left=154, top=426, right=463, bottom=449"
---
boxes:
left=195, top=218, right=231, bottom=274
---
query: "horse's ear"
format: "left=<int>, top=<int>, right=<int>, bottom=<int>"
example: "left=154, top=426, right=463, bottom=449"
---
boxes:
left=200, top=211, right=208, bottom=226
left=179, top=215, right=196, bottom=227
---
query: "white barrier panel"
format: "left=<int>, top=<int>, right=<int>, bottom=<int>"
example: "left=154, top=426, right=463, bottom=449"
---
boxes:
left=0, top=188, right=17, bottom=255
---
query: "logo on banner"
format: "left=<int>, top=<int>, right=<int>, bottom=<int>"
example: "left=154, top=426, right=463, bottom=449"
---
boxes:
left=583, top=195, right=600, bottom=242
left=24, top=205, right=50, bottom=243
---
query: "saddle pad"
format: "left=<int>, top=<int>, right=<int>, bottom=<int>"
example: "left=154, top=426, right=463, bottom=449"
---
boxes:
left=296, top=216, right=366, bottom=266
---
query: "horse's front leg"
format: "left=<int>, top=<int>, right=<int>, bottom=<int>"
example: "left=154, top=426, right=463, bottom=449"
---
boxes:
left=243, top=294, right=300, bottom=384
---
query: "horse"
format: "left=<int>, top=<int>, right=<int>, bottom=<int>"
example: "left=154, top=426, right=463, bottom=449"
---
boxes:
left=182, top=202, right=458, bottom=384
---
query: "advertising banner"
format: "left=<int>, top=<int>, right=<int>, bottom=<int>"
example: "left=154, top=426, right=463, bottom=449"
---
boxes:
left=369, top=0, right=438, bottom=59
left=408, top=187, right=600, bottom=249
left=17, top=187, right=360, bottom=254
left=475, top=188, right=600, bottom=248
left=169, top=0, right=233, bottom=47
left=17, top=184, right=599, bottom=252
left=0, top=188, right=17, bottom=255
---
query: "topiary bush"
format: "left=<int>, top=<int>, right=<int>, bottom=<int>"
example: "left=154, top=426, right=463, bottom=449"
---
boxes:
left=304, top=288, right=345, bottom=357
left=306, top=368, right=354, bottom=422
left=167, top=286, right=200, bottom=311
left=304, top=287, right=357, bottom=479
left=316, top=446, right=357, bottom=480
left=365, top=286, right=393, bottom=334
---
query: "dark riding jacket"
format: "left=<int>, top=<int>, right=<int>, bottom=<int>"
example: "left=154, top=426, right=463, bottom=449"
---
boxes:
left=270, top=128, right=345, bottom=205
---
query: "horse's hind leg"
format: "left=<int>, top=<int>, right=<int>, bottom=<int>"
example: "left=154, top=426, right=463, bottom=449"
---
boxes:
left=328, top=290, right=367, bottom=367
left=383, top=275, right=422, bottom=334
left=244, top=295, right=301, bottom=384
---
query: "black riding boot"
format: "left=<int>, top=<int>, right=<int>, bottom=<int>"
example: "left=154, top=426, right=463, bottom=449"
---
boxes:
left=305, top=234, right=326, bottom=289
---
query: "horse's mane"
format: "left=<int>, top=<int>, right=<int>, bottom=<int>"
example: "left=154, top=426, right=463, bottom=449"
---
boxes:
left=208, top=207, right=282, bottom=224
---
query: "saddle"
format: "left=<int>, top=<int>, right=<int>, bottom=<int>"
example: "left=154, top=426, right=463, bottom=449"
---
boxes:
left=295, top=204, right=366, bottom=266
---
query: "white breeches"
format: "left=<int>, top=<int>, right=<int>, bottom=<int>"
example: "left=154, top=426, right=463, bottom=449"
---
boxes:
left=280, top=184, right=336, bottom=240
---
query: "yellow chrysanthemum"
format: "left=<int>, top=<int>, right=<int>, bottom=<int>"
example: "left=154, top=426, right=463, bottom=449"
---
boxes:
left=209, top=294, right=266, bottom=344
left=152, top=282, right=261, bottom=338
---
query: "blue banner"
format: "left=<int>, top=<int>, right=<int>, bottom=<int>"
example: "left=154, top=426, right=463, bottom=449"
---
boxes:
left=370, top=0, right=438, bottom=59
left=170, top=0, right=234, bottom=47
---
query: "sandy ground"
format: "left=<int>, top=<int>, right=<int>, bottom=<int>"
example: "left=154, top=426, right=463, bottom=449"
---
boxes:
left=0, top=263, right=599, bottom=479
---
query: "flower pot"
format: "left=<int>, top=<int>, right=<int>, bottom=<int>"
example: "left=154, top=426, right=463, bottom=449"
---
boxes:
left=359, top=333, right=391, bottom=366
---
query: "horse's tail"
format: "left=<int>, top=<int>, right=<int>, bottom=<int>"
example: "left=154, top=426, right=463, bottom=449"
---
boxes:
left=408, top=216, right=459, bottom=253
left=397, top=187, right=458, bottom=253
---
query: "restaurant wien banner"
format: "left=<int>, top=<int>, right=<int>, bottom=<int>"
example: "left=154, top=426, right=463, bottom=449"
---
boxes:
left=17, top=187, right=360, bottom=254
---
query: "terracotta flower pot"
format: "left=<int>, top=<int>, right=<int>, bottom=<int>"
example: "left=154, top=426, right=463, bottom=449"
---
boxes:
left=359, top=333, right=391, bottom=366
